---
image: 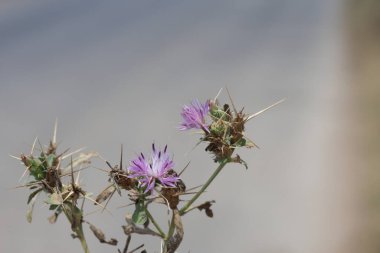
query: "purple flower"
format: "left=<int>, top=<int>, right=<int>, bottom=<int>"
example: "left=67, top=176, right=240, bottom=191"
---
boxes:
left=127, top=144, right=179, bottom=193
left=180, top=99, right=210, bottom=132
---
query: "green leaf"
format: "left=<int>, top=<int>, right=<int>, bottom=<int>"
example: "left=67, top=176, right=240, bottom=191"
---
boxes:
left=30, top=158, right=42, bottom=168
left=29, top=157, right=47, bottom=181
left=49, top=204, right=58, bottom=210
left=210, top=106, right=229, bottom=121
left=45, top=154, right=56, bottom=168
left=235, top=138, right=247, bottom=147
left=26, top=190, right=40, bottom=223
left=132, top=200, right=147, bottom=225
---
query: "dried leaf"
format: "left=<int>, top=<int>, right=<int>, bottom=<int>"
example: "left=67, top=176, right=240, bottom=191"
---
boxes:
left=197, top=201, right=215, bottom=218
left=48, top=213, right=58, bottom=224
left=27, top=188, right=42, bottom=204
left=63, top=202, right=82, bottom=231
left=231, top=155, right=248, bottom=169
left=26, top=190, right=40, bottom=223
left=61, top=152, right=98, bottom=172
left=48, top=206, right=62, bottom=224
left=46, top=192, right=63, bottom=205
left=95, top=185, right=116, bottom=204
left=88, top=222, right=118, bottom=245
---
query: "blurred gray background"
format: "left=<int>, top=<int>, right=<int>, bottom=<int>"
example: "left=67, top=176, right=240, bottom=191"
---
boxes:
left=0, top=0, right=361, bottom=253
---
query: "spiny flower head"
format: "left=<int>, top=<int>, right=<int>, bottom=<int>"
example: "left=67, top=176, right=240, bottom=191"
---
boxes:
left=205, top=101, right=250, bottom=162
left=180, top=95, right=257, bottom=166
left=127, top=144, right=179, bottom=193
left=180, top=99, right=210, bottom=132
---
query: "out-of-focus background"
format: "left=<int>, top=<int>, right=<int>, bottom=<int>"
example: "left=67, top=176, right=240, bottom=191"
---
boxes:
left=0, top=0, right=379, bottom=252
left=346, top=1, right=380, bottom=253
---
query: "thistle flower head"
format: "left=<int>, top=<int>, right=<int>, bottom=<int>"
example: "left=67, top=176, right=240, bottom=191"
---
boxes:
left=180, top=99, right=210, bottom=132
left=127, top=144, right=179, bottom=193
left=179, top=97, right=250, bottom=163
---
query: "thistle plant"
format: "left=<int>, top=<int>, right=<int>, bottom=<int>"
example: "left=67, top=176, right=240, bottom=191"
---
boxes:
left=12, top=89, right=283, bottom=253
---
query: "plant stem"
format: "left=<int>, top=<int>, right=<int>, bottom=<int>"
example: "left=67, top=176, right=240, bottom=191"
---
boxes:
left=179, top=158, right=229, bottom=216
left=163, top=210, right=176, bottom=252
left=145, top=207, right=165, bottom=238
left=63, top=206, right=90, bottom=253
left=165, top=211, right=176, bottom=241
left=76, top=226, right=90, bottom=253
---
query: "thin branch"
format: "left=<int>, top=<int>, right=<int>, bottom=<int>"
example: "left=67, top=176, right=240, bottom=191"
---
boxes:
left=128, top=244, right=144, bottom=253
left=145, top=207, right=166, bottom=238
left=178, top=161, right=191, bottom=176
left=122, top=235, right=131, bottom=253
left=179, top=159, right=229, bottom=216
left=165, top=209, right=184, bottom=253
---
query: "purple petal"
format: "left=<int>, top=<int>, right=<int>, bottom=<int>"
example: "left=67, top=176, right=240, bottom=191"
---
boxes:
left=127, top=144, right=180, bottom=192
left=179, top=99, right=210, bottom=131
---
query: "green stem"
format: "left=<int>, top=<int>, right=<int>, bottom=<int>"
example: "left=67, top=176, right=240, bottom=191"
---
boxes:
left=163, top=210, right=176, bottom=252
left=179, top=158, right=229, bottom=216
left=165, top=211, right=176, bottom=241
left=145, top=207, right=165, bottom=238
left=63, top=207, right=90, bottom=253
left=75, top=226, right=90, bottom=253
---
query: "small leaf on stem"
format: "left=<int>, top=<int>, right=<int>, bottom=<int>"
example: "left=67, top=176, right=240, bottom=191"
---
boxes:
left=26, top=190, right=40, bottom=223
left=132, top=200, right=147, bottom=225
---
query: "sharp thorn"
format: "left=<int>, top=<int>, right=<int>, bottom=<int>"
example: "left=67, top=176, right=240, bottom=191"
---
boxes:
left=246, top=98, right=285, bottom=121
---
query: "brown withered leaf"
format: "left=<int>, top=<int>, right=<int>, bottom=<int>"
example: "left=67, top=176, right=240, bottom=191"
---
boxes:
left=61, top=152, right=99, bottom=172
left=95, top=185, right=116, bottom=204
left=88, top=222, right=118, bottom=246
left=197, top=200, right=215, bottom=218
left=230, top=154, right=248, bottom=169
left=48, top=213, right=58, bottom=224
